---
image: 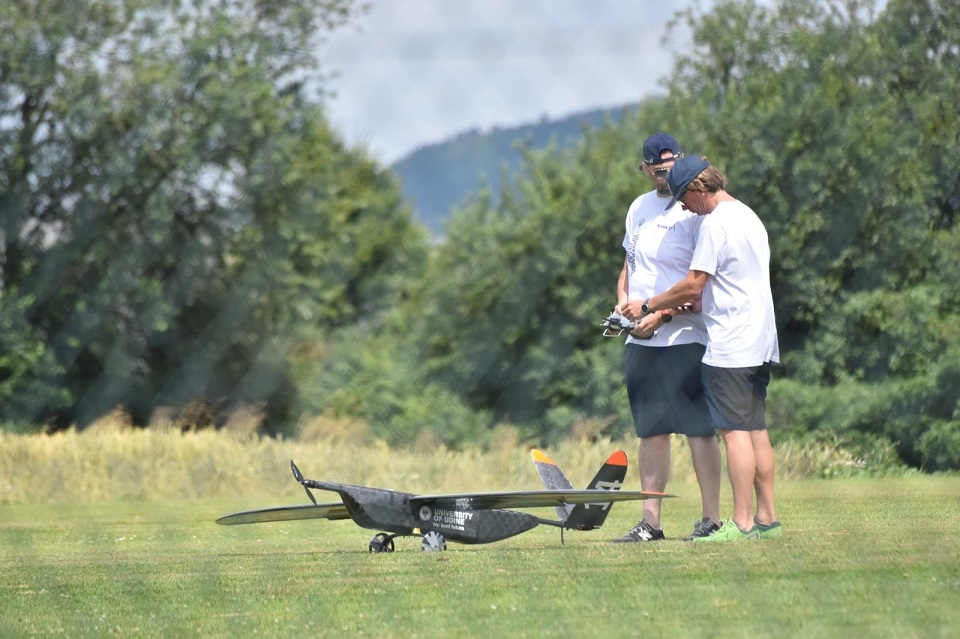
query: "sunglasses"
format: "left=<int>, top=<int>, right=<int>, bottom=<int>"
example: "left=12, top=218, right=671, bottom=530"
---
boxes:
left=642, top=153, right=683, bottom=174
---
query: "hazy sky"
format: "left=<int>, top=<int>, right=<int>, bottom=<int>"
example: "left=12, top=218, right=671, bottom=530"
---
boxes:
left=318, top=0, right=711, bottom=163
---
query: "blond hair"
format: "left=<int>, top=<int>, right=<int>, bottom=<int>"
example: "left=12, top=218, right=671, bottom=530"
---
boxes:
left=685, top=157, right=728, bottom=194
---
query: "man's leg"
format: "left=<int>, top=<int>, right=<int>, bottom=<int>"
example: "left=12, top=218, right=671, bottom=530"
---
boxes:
left=638, top=434, right=671, bottom=528
left=719, top=428, right=756, bottom=531
left=751, top=429, right=777, bottom=525
left=687, top=435, right=722, bottom=522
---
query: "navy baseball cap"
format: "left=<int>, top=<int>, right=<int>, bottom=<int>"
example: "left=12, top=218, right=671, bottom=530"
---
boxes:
left=641, top=132, right=682, bottom=166
left=665, top=156, right=711, bottom=210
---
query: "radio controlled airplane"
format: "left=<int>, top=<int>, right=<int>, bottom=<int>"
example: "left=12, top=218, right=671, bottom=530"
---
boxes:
left=216, top=449, right=674, bottom=552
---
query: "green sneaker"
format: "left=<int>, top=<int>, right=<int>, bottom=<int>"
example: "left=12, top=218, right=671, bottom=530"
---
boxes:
left=754, top=518, right=783, bottom=539
left=690, top=519, right=759, bottom=542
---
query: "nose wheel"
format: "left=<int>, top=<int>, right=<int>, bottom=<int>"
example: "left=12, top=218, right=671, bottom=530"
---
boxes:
left=421, top=531, right=447, bottom=552
left=367, top=531, right=447, bottom=552
left=368, top=532, right=396, bottom=553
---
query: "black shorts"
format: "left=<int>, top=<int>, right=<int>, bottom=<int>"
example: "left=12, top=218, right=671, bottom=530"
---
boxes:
left=701, top=362, right=772, bottom=432
left=624, top=342, right=716, bottom=439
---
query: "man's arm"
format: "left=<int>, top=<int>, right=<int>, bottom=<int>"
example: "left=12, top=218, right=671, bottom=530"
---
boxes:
left=616, top=259, right=629, bottom=310
left=614, top=258, right=660, bottom=337
left=645, top=270, right=710, bottom=314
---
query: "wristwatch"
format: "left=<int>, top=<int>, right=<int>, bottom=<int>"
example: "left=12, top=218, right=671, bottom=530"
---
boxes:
left=641, top=300, right=653, bottom=315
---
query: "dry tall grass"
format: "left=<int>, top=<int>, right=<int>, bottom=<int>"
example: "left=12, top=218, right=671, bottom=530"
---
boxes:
left=0, top=419, right=902, bottom=505
left=0, top=429, right=664, bottom=505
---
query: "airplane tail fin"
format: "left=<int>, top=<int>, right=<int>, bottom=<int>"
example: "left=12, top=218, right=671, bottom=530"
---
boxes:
left=530, top=449, right=628, bottom=531
left=563, top=450, right=628, bottom=530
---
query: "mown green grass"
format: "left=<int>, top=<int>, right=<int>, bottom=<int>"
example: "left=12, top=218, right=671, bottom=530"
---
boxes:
left=3, top=477, right=958, bottom=638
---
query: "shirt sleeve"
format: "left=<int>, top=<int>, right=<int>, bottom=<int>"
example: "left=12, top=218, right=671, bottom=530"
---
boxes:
left=690, top=217, right=722, bottom=276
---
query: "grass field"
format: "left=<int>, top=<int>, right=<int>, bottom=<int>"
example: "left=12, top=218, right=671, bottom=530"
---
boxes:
left=2, top=430, right=959, bottom=637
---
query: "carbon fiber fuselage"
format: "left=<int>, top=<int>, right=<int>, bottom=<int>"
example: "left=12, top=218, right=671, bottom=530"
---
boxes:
left=306, top=480, right=540, bottom=543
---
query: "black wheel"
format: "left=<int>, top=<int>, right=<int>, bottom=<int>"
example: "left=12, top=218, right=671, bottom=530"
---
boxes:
left=369, top=532, right=395, bottom=553
left=421, top=531, right=446, bottom=552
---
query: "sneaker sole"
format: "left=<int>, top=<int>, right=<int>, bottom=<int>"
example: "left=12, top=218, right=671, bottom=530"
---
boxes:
left=690, top=521, right=760, bottom=542
left=757, top=523, right=783, bottom=539
left=683, top=526, right=721, bottom=541
left=611, top=536, right=665, bottom=543
left=691, top=532, right=759, bottom=542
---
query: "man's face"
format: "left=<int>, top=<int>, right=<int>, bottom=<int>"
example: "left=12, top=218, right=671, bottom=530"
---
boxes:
left=642, top=152, right=677, bottom=195
left=678, top=190, right=709, bottom=215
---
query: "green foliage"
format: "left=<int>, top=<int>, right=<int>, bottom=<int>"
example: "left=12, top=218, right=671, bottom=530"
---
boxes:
left=667, top=0, right=942, bottom=334
left=366, top=0, right=960, bottom=468
left=0, top=0, right=427, bottom=429
left=656, top=0, right=960, bottom=469
left=770, top=368, right=960, bottom=472
left=291, top=123, right=644, bottom=444
left=291, top=327, right=486, bottom=448
left=3, top=0, right=960, bottom=472
left=914, top=420, right=960, bottom=472
left=397, top=124, right=651, bottom=441
left=0, top=297, right=70, bottom=430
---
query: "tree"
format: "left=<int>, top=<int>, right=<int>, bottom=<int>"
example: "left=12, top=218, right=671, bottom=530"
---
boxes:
left=0, top=0, right=427, bottom=430
left=331, top=0, right=960, bottom=469
left=663, top=0, right=960, bottom=468
left=393, top=117, right=660, bottom=442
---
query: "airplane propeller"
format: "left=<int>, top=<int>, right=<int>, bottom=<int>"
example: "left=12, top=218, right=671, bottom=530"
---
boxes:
left=290, top=460, right=317, bottom=506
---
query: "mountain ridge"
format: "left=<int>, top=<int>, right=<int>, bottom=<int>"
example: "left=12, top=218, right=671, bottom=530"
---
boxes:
left=389, top=103, right=640, bottom=236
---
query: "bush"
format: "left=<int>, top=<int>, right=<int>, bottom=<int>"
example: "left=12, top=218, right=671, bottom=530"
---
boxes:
left=914, top=420, right=960, bottom=473
left=769, top=377, right=960, bottom=471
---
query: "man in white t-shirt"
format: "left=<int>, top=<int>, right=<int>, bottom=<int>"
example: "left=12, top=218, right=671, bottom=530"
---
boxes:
left=634, top=155, right=782, bottom=542
left=611, top=133, right=722, bottom=544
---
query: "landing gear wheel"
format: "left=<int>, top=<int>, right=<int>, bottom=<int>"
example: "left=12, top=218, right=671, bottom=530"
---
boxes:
left=368, top=532, right=395, bottom=553
left=421, top=531, right=446, bottom=552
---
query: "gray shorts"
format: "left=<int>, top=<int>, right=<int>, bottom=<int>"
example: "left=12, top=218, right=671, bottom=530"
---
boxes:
left=701, top=362, right=772, bottom=431
left=624, top=342, right=716, bottom=439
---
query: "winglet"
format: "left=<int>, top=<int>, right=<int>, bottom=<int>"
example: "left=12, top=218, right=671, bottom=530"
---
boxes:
left=531, top=449, right=556, bottom=466
left=606, top=450, right=628, bottom=467
left=531, top=449, right=574, bottom=521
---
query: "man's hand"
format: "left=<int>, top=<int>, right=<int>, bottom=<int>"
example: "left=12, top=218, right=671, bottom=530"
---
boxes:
left=628, top=312, right=660, bottom=339
left=681, top=293, right=703, bottom=314
left=617, top=300, right=646, bottom=321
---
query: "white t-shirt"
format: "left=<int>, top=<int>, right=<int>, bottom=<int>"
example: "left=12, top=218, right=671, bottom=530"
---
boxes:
left=689, top=199, right=780, bottom=367
left=622, top=190, right=707, bottom=347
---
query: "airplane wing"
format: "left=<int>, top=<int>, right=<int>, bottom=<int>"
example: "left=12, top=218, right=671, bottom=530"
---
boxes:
left=216, top=502, right=351, bottom=525
left=409, top=489, right=674, bottom=511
